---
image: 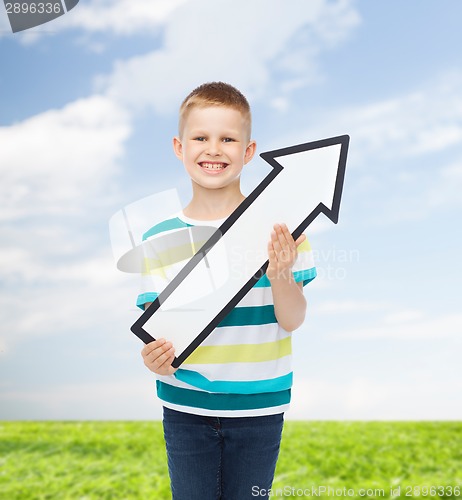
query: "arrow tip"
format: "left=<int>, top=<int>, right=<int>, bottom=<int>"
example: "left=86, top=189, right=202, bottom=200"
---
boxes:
left=260, top=134, right=349, bottom=225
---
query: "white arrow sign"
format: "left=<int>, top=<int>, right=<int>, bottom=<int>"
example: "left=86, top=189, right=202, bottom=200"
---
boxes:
left=131, top=134, right=349, bottom=367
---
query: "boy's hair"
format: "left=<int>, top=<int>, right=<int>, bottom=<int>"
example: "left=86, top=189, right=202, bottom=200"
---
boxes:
left=179, top=82, right=252, bottom=139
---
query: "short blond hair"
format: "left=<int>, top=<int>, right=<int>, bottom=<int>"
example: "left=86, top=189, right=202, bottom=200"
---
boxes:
left=179, top=82, right=252, bottom=139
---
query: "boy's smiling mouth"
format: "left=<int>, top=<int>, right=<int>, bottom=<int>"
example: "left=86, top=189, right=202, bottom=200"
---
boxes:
left=199, top=161, right=229, bottom=171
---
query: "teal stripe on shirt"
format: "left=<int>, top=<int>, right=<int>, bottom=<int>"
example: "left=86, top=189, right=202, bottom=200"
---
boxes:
left=217, top=305, right=276, bottom=327
left=136, top=292, right=159, bottom=310
left=142, top=217, right=192, bottom=241
left=254, top=267, right=317, bottom=288
left=299, top=267, right=317, bottom=286
left=137, top=271, right=317, bottom=311
left=157, top=380, right=291, bottom=410
left=137, top=299, right=278, bottom=321
left=174, top=369, right=293, bottom=394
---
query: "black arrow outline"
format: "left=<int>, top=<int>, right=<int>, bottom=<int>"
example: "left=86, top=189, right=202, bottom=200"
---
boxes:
left=131, top=134, right=349, bottom=368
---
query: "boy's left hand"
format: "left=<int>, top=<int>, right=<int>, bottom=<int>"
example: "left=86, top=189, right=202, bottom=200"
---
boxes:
left=267, top=223, right=306, bottom=282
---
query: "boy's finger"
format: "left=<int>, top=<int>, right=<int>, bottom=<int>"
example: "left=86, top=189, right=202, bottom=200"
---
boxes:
left=147, top=348, right=172, bottom=370
left=270, top=229, right=278, bottom=244
left=295, top=233, right=306, bottom=246
left=271, top=233, right=283, bottom=257
left=142, top=341, right=172, bottom=361
left=160, top=357, right=177, bottom=376
left=274, top=223, right=289, bottom=247
left=146, top=342, right=173, bottom=363
left=143, top=338, right=165, bottom=350
left=267, top=240, right=277, bottom=262
left=155, top=348, right=176, bottom=370
left=274, top=224, right=288, bottom=247
left=280, top=224, right=296, bottom=250
left=142, top=339, right=166, bottom=356
left=275, top=224, right=294, bottom=260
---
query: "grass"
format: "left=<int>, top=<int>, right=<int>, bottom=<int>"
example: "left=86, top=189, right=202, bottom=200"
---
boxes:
left=0, top=421, right=461, bottom=499
left=275, top=421, right=461, bottom=498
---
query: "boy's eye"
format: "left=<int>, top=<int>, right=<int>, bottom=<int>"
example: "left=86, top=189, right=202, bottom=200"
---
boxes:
left=222, top=137, right=235, bottom=143
left=194, top=137, right=206, bottom=141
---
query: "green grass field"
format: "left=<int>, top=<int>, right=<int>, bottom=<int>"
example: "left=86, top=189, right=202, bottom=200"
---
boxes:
left=1, top=421, right=461, bottom=499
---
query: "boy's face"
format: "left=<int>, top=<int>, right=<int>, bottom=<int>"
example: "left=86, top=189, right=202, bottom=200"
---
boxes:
left=173, top=106, right=256, bottom=192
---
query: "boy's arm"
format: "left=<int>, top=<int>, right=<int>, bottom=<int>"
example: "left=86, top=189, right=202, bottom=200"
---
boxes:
left=267, top=223, right=307, bottom=332
left=140, top=302, right=178, bottom=375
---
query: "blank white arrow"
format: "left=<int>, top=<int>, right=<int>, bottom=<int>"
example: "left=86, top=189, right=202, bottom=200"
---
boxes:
left=131, top=135, right=349, bottom=367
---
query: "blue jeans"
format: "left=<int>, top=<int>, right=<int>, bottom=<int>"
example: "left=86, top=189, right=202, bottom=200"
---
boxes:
left=162, top=406, right=284, bottom=499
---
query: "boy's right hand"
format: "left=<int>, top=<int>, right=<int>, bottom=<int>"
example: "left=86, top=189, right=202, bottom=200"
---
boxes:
left=141, top=339, right=177, bottom=376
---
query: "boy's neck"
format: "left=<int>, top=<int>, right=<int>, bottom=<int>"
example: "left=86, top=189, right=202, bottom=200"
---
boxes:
left=183, top=184, right=245, bottom=221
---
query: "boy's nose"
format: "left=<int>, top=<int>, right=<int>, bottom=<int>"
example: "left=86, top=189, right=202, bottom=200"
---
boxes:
left=206, top=140, right=222, bottom=156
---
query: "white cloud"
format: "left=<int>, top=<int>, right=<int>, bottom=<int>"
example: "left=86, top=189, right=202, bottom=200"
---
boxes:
left=275, top=71, right=462, bottom=223
left=0, top=0, right=190, bottom=42
left=4, top=373, right=461, bottom=420
left=96, top=0, right=360, bottom=114
left=0, top=94, right=131, bottom=221
left=425, top=160, right=462, bottom=209
left=315, top=299, right=389, bottom=314
left=282, top=71, right=462, bottom=169
left=383, top=309, right=424, bottom=324
left=60, top=0, right=189, bottom=35
left=330, top=312, right=462, bottom=341
left=0, top=252, right=140, bottom=349
left=0, top=378, right=163, bottom=419
left=375, top=155, right=462, bottom=222
left=290, top=376, right=462, bottom=420
left=0, top=9, right=10, bottom=32
left=0, top=92, right=137, bottom=354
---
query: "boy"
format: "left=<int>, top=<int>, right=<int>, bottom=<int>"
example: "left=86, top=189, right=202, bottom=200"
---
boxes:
left=139, top=82, right=316, bottom=499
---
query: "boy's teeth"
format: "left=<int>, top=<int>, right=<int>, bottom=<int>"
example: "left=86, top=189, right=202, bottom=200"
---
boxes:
left=201, top=162, right=226, bottom=170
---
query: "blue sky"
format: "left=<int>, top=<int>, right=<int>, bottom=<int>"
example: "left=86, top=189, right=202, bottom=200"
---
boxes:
left=1, top=0, right=461, bottom=420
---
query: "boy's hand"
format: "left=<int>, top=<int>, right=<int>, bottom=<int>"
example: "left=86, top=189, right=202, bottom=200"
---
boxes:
left=141, top=339, right=177, bottom=376
left=267, top=223, right=306, bottom=282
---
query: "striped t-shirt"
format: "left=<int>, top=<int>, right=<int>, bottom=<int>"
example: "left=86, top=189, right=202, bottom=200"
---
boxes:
left=136, top=211, right=317, bottom=417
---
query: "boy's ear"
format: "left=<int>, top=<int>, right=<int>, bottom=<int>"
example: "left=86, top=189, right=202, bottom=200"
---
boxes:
left=173, top=136, right=183, bottom=160
left=244, top=140, right=257, bottom=165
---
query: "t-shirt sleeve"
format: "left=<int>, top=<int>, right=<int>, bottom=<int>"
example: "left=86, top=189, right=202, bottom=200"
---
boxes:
left=292, top=238, right=317, bottom=286
left=135, top=225, right=178, bottom=310
left=136, top=230, right=317, bottom=309
left=135, top=216, right=193, bottom=310
left=136, top=260, right=172, bottom=310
